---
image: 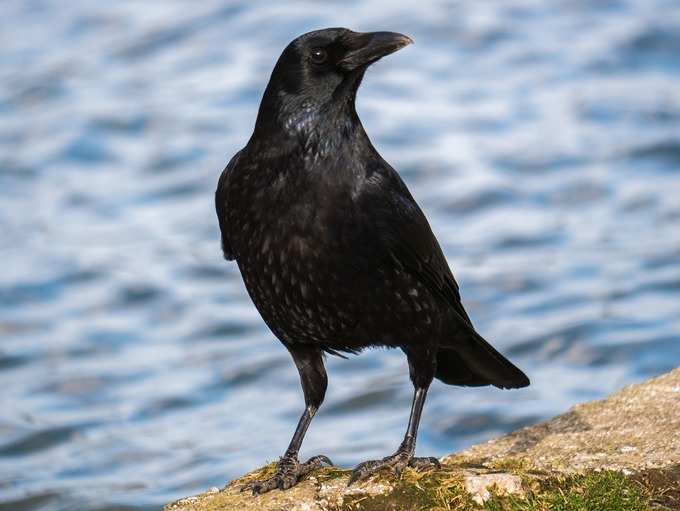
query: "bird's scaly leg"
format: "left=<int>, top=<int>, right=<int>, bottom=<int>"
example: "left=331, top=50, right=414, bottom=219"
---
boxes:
left=241, top=406, right=333, bottom=494
left=242, top=346, right=333, bottom=495
left=348, top=387, right=439, bottom=485
left=349, top=348, right=440, bottom=485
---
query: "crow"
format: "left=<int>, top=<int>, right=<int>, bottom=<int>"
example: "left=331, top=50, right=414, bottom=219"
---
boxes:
left=215, top=28, right=529, bottom=494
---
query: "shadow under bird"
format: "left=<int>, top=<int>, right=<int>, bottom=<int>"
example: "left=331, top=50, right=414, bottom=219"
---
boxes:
left=215, top=28, right=529, bottom=494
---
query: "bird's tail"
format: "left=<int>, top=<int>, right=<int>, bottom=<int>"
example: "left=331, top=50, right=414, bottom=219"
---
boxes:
left=435, top=330, right=529, bottom=389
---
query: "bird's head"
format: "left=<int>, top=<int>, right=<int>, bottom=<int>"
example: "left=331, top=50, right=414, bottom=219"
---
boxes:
left=253, top=28, right=413, bottom=140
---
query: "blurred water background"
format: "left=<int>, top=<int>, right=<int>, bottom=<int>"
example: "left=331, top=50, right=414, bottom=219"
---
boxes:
left=1, top=0, right=680, bottom=509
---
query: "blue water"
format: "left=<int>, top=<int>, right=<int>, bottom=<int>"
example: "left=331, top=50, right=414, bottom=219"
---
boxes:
left=1, top=1, right=680, bottom=509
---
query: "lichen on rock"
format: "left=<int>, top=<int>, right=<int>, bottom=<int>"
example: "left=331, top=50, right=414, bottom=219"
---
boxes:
left=165, top=368, right=680, bottom=511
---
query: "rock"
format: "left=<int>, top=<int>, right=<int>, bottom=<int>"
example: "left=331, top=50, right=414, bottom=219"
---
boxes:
left=165, top=367, right=680, bottom=510
left=451, top=366, right=680, bottom=472
left=462, top=471, right=523, bottom=505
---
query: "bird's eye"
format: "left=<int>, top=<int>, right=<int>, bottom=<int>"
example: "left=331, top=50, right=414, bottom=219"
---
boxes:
left=310, top=48, right=328, bottom=65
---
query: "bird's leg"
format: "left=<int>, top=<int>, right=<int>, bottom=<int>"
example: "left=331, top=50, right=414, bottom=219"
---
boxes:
left=348, top=387, right=439, bottom=484
left=349, top=348, right=440, bottom=485
left=242, top=345, right=332, bottom=495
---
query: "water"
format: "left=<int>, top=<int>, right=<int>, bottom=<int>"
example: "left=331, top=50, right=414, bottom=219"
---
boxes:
left=1, top=0, right=680, bottom=509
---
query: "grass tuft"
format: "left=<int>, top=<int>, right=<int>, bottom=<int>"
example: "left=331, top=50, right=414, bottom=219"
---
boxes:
left=484, top=471, right=650, bottom=511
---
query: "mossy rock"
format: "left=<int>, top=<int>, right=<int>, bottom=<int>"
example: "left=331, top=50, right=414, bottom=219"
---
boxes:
left=165, top=368, right=680, bottom=511
left=165, top=462, right=679, bottom=510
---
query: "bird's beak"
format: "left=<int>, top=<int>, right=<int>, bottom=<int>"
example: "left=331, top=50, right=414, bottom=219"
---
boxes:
left=339, top=31, right=413, bottom=71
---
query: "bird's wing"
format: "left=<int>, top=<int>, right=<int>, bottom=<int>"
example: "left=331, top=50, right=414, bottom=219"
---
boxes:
left=215, top=150, right=243, bottom=261
left=359, top=166, right=473, bottom=327
left=360, top=166, right=529, bottom=389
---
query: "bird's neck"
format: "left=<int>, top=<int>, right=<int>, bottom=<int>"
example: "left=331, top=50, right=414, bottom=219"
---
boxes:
left=250, top=91, right=368, bottom=158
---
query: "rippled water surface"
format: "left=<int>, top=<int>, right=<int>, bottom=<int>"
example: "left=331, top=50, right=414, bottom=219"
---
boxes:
left=2, top=1, right=680, bottom=509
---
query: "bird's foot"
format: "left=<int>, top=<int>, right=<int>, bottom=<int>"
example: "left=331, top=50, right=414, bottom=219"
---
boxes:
left=348, top=450, right=440, bottom=486
left=241, top=453, right=333, bottom=495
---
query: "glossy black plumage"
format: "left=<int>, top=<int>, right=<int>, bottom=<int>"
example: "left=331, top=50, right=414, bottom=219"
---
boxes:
left=215, top=28, right=529, bottom=493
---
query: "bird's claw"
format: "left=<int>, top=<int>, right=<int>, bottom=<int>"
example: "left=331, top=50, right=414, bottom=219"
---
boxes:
left=348, top=458, right=391, bottom=486
left=305, top=454, right=334, bottom=469
left=241, top=454, right=333, bottom=495
left=409, top=456, right=441, bottom=471
left=348, top=452, right=440, bottom=486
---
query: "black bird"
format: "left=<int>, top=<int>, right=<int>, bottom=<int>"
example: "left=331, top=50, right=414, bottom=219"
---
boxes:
left=215, top=28, right=529, bottom=494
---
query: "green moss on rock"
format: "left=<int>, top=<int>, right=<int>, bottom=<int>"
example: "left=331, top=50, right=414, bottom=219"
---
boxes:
left=341, top=467, right=473, bottom=511
left=485, top=471, right=649, bottom=511
left=165, top=368, right=680, bottom=511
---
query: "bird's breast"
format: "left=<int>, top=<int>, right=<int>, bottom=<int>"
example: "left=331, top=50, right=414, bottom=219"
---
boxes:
left=226, top=153, right=438, bottom=348
left=228, top=167, right=359, bottom=340
left=236, top=220, right=361, bottom=345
